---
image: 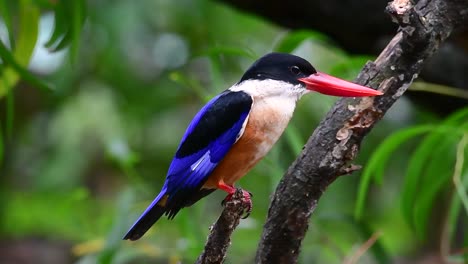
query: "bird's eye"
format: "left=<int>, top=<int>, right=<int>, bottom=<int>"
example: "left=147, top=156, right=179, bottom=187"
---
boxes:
left=290, top=66, right=301, bottom=75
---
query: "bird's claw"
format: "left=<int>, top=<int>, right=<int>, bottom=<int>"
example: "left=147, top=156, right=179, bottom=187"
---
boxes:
left=240, top=189, right=252, bottom=219
left=221, top=188, right=252, bottom=218
left=241, top=201, right=252, bottom=219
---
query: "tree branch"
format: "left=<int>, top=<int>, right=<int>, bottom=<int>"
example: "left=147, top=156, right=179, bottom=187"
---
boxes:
left=255, top=0, right=468, bottom=263
left=196, top=189, right=249, bottom=264
left=195, top=0, right=468, bottom=262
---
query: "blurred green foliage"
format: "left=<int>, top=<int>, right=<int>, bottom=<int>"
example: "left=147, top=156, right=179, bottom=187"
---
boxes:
left=356, top=108, right=468, bottom=249
left=0, top=0, right=466, bottom=263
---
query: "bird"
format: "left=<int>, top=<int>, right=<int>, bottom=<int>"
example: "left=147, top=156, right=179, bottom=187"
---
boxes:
left=124, top=52, right=382, bottom=240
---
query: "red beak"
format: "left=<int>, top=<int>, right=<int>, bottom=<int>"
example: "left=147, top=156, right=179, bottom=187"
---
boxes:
left=299, top=72, right=383, bottom=97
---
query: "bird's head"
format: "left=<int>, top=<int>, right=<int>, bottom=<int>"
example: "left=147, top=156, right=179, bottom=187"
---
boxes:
left=237, top=52, right=382, bottom=98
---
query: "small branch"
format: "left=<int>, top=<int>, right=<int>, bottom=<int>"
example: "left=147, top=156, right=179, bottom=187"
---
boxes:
left=343, top=231, right=383, bottom=264
left=196, top=189, right=248, bottom=264
left=255, top=0, right=468, bottom=263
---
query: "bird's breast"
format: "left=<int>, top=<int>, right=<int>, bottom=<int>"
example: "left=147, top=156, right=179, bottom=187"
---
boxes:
left=203, top=96, right=297, bottom=189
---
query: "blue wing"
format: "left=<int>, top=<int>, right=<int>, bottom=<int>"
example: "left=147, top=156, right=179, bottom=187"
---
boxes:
left=124, top=90, right=252, bottom=240
left=164, top=90, right=252, bottom=214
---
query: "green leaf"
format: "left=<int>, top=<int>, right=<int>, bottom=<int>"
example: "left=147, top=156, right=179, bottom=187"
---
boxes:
left=401, top=108, right=468, bottom=231
left=412, top=135, right=459, bottom=238
left=0, top=0, right=17, bottom=49
left=44, top=2, right=68, bottom=49
left=0, top=0, right=44, bottom=98
left=45, top=0, right=86, bottom=61
left=274, top=30, right=329, bottom=53
left=443, top=136, right=468, bottom=262
left=0, top=40, right=53, bottom=96
left=453, top=134, right=468, bottom=214
left=354, top=125, right=434, bottom=220
left=15, top=0, right=39, bottom=65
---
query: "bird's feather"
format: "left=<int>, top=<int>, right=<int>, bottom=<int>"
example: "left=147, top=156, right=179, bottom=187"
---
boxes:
left=124, top=90, right=252, bottom=240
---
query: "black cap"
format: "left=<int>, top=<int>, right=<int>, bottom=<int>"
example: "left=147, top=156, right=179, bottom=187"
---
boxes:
left=239, top=52, right=317, bottom=85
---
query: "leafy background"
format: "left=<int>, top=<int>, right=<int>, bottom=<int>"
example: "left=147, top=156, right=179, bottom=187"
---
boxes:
left=0, top=0, right=466, bottom=263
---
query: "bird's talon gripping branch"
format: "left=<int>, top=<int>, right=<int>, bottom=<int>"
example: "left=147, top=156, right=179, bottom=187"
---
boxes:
left=239, top=188, right=253, bottom=218
left=220, top=187, right=253, bottom=218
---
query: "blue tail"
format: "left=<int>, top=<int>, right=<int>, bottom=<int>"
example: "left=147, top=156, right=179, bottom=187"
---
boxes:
left=124, top=185, right=215, bottom=240
left=123, top=189, right=168, bottom=241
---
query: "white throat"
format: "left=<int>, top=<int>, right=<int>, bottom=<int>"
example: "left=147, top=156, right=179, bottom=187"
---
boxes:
left=228, top=79, right=307, bottom=159
left=229, top=79, right=308, bottom=101
left=228, top=79, right=308, bottom=124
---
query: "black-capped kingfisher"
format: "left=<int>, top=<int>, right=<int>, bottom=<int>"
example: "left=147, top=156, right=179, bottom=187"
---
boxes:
left=124, top=52, right=382, bottom=240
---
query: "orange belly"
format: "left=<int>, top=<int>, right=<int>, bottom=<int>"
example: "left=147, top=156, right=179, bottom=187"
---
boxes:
left=202, top=126, right=262, bottom=189
left=202, top=98, right=293, bottom=189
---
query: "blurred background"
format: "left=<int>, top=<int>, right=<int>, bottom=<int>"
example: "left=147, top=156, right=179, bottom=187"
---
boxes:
left=0, top=0, right=467, bottom=263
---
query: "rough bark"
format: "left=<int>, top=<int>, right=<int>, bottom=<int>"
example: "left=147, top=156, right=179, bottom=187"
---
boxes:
left=255, top=0, right=468, bottom=263
left=196, top=0, right=468, bottom=263
left=196, top=189, right=249, bottom=264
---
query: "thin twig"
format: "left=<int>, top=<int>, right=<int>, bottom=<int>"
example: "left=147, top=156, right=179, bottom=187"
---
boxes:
left=343, top=231, right=383, bottom=264
left=409, top=82, right=468, bottom=100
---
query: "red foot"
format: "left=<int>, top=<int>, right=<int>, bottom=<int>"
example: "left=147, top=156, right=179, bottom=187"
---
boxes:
left=218, top=182, right=253, bottom=218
